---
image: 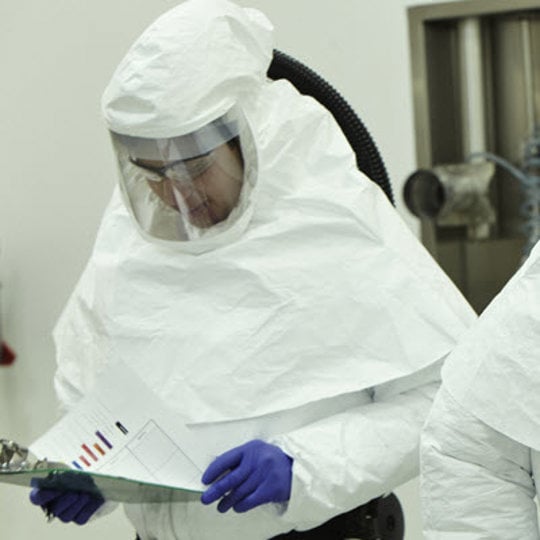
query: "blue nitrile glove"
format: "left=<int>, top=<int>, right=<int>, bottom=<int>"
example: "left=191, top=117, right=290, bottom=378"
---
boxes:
left=200, top=439, right=293, bottom=513
left=29, top=487, right=104, bottom=525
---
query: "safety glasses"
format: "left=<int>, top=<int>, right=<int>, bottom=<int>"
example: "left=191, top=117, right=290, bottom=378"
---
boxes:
left=129, top=152, right=215, bottom=183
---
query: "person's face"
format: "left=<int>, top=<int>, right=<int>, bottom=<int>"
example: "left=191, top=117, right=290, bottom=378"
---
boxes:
left=135, top=141, right=244, bottom=229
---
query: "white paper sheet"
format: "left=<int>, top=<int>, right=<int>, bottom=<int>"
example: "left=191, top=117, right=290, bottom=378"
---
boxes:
left=30, top=362, right=211, bottom=491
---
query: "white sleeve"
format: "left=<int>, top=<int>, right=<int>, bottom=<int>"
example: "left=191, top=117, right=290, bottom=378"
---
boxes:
left=271, top=379, right=439, bottom=531
left=421, top=387, right=538, bottom=540
left=90, top=500, right=120, bottom=520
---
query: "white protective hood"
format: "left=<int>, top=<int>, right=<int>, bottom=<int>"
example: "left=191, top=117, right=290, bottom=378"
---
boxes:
left=442, top=241, right=540, bottom=452
left=54, top=0, right=475, bottom=429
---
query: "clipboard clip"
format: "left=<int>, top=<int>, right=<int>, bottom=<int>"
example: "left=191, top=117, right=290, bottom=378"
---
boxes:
left=0, top=440, right=29, bottom=471
left=0, top=439, right=66, bottom=472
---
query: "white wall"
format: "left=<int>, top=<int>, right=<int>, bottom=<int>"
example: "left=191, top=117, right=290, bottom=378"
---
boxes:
left=0, top=1, right=459, bottom=538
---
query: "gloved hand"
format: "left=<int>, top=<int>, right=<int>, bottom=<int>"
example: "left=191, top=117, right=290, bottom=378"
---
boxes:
left=29, top=487, right=104, bottom=525
left=201, top=439, right=293, bottom=513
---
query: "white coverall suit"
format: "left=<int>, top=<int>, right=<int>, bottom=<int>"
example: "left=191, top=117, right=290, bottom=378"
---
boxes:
left=422, top=241, right=540, bottom=539
left=52, top=0, right=476, bottom=538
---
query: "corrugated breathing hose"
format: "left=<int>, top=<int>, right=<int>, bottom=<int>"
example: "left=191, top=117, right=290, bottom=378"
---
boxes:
left=267, top=49, right=394, bottom=206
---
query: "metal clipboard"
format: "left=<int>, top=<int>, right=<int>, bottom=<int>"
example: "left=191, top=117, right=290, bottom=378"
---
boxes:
left=0, top=439, right=202, bottom=503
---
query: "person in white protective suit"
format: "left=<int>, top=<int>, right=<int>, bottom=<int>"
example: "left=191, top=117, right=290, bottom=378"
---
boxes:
left=421, top=241, right=540, bottom=540
left=28, top=0, right=476, bottom=538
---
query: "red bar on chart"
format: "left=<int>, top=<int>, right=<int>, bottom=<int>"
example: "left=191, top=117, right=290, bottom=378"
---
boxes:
left=82, top=444, right=98, bottom=462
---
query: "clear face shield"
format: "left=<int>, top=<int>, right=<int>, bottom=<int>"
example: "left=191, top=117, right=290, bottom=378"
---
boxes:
left=110, top=108, right=256, bottom=243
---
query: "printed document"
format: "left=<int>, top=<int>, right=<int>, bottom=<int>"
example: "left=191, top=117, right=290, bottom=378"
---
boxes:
left=30, top=362, right=210, bottom=491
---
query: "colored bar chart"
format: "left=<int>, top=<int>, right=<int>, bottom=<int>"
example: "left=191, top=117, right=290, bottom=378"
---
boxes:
left=29, top=362, right=210, bottom=490
left=70, top=425, right=123, bottom=470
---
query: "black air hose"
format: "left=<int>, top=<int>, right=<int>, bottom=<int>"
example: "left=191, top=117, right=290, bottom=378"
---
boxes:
left=267, top=49, right=394, bottom=206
